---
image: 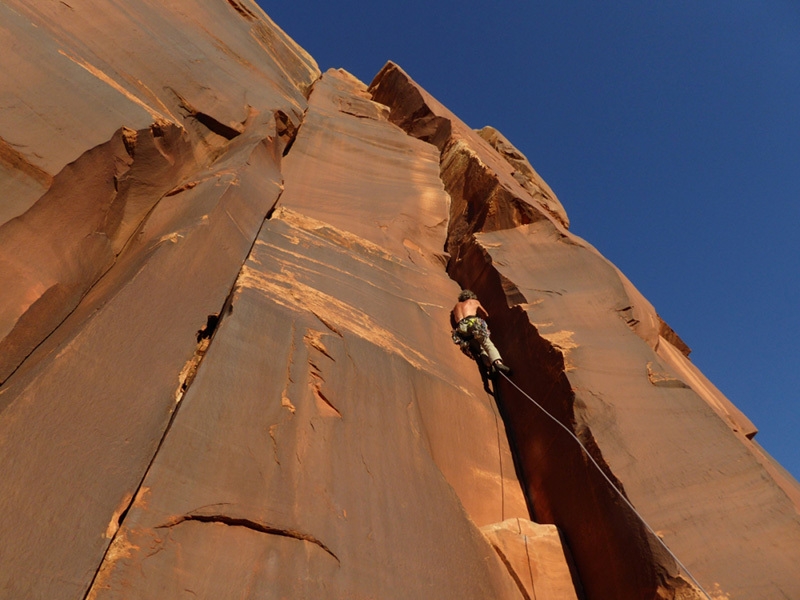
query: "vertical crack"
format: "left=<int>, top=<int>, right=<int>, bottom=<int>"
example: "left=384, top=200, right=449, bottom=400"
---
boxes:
left=366, top=62, right=689, bottom=598
left=0, top=124, right=188, bottom=387
left=488, top=541, right=533, bottom=600
left=487, top=387, right=507, bottom=522
left=523, top=530, right=538, bottom=600
left=80, top=75, right=320, bottom=596
left=82, top=139, right=299, bottom=599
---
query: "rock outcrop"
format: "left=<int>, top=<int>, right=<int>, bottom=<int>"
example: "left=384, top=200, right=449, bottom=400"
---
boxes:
left=1, top=2, right=799, bottom=599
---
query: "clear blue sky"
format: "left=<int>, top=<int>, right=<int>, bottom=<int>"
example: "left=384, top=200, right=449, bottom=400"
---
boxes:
left=259, top=1, right=800, bottom=481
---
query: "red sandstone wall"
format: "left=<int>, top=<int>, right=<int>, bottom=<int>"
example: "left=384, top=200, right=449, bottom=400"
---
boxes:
left=1, top=3, right=799, bottom=599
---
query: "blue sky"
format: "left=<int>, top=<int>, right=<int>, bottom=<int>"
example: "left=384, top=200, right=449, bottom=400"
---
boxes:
left=259, top=1, right=800, bottom=481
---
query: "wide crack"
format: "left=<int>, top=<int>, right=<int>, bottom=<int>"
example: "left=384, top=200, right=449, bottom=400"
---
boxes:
left=367, top=62, right=702, bottom=599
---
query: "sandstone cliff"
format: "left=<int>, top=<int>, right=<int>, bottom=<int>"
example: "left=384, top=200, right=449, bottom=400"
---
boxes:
left=1, top=2, right=799, bottom=599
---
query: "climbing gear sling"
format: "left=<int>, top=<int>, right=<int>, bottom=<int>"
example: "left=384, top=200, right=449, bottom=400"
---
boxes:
left=452, top=316, right=491, bottom=358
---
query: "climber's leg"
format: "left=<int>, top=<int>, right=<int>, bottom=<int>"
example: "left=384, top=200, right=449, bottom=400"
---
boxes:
left=480, top=336, right=502, bottom=365
left=480, top=336, right=511, bottom=375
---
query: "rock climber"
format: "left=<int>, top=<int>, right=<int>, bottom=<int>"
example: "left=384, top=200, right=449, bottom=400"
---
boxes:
left=451, top=290, right=511, bottom=375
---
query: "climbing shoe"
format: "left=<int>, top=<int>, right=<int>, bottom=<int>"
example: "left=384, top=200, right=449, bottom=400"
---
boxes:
left=493, top=360, right=512, bottom=376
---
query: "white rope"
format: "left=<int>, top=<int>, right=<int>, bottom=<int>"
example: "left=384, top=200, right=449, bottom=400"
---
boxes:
left=496, top=371, right=713, bottom=600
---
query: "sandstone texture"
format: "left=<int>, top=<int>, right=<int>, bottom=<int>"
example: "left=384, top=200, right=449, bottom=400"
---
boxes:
left=1, top=2, right=799, bottom=600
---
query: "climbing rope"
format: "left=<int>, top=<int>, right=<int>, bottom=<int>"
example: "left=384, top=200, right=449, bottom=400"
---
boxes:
left=496, top=371, right=713, bottom=600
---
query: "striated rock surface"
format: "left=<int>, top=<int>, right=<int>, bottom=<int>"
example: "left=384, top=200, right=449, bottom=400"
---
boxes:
left=1, top=2, right=799, bottom=600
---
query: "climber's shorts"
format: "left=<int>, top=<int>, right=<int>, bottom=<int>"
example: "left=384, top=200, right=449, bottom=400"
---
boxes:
left=452, top=316, right=490, bottom=350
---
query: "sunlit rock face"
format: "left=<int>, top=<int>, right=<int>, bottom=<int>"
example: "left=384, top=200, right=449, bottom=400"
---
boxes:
left=371, top=61, right=800, bottom=599
left=1, top=2, right=799, bottom=600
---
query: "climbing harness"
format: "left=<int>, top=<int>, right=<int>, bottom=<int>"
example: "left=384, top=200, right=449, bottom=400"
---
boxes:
left=452, top=316, right=491, bottom=358
left=495, top=371, right=713, bottom=600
